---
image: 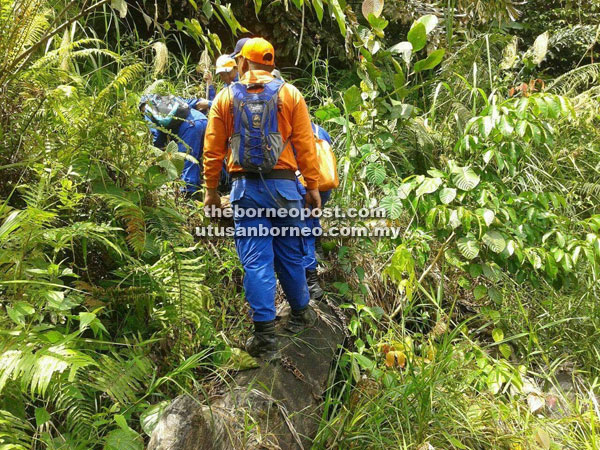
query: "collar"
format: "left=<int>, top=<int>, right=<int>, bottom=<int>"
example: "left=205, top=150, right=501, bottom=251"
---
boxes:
left=239, top=70, right=275, bottom=85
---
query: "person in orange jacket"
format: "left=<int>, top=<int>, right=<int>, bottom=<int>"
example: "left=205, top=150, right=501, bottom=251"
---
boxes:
left=203, top=38, right=321, bottom=361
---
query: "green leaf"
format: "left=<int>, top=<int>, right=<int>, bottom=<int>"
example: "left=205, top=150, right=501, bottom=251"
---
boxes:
left=79, top=312, right=96, bottom=332
left=330, top=0, right=347, bottom=36
left=365, top=163, right=387, bottom=185
left=103, top=428, right=143, bottom=450
left=381, top=196, right=403, bottom=219
left=499, top=115, right=514, bottom=136
left=439, top=187, right=456, bottom=204
left=413, top=49, right=445, bottom=73
left=492, top=328, right=504, bottom=343
left=415, top=14, right=439, bottom=34
left=367, top=14, right=388, bottom=32
left=499, top=343, right=512, bottom=359
left=389, top=41, right=412, bottom=63
left=452, top=166, right=480, bottom=191
left=312, top=0, right=324, bottom=22
left=225, top=347, right=260, bottom=370
left=488, top=286, right=503, bottom=304
left=407, top=23, right=427, bottom=52
left=473, top=285, right=487, bottom=300
left=416, top=177, right=442, bottom=196
left=483, top=231, right=506, bottom=253
left=343, top=85, right=362, bottom=113
left=457, top=236, right=480, bottom=260
left=254, top=0, right=262, bottom=15
left=35, top=407, right=50, bottom=427
left=469, top=263, right=483, bottom=278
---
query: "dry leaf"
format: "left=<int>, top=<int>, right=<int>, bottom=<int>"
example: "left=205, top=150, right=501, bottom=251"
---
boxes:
left=362, top=0, right=384, bottom=19
left=385, top=351, right=406, bottom=368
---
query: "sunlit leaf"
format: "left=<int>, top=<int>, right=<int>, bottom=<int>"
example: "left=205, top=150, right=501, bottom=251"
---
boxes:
left=407, top=23, right=427, bottom=52
left=414, top=49, right=445, bottom=73
left=483, top=231, right=506, bottom=253
left=439, top=187, right=456, bottom=204
left=362, top=0, right=384, bottom=19
left=457, top=236, right=480, bottom=260
left=452, top=166, right=480, bottom=191
left=416, top=177, right=442, bottom=196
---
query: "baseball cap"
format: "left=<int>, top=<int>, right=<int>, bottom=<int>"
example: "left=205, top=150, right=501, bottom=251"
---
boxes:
left=231, top=37, right=250, bottom=58
left=240, top=38, right=275, bottom=66
left=215, top=55, right=236, bottom=74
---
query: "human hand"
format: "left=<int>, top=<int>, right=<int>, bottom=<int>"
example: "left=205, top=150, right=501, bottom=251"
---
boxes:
left=204, top=188, right=222, bottom=217
left=305, top=189, right=321, bottom=211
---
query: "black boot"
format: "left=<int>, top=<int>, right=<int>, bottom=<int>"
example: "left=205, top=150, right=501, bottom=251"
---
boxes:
left=246, top=321, right=279, bottom=361
left=285, top=304, right=318, bottom=334
left=306, top=269, right=324, bottom=301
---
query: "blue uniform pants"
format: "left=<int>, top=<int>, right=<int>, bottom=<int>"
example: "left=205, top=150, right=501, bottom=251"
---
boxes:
left=231, top=178, right=310, bottom=322
left=298, top=182, right=331, bottom=271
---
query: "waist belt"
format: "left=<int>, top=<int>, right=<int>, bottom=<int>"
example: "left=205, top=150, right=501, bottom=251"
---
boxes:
left=230, top=169, right=296, bottom=181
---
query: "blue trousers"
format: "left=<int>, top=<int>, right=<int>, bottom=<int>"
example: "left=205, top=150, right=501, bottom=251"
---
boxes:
left=298, top=182, right=331, bottom=271
left=231, top=178, right=310, bottom=322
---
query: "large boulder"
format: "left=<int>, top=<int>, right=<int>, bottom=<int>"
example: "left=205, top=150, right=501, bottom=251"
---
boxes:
left=148, top=300, right=347, bottom=450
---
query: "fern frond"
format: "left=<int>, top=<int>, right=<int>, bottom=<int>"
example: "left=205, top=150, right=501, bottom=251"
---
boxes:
left=96, top=63, right=145, bottom=103
left=87, top=352, right=152, bottom=404
left=0, top=409, right=33, bottom=449
left=29, top=38, right=119, bottom=70
left=0, top=344, right=96, bottom=396
left=547, top=63, right=600, bottom=95
left=100, top=194, right=146, bottom=255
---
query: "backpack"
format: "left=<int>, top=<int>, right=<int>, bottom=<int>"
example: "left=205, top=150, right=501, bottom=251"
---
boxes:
left=315, top=135, right=339, bottom=191
left=229, top=79, right=286, bottom=173
left=296, top=128, right=339, bottom=192
left=142, top=94, right=190, bottom=131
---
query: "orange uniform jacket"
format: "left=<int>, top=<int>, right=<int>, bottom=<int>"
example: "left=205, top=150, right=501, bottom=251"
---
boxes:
left=203, top=70, right=319, bottom=190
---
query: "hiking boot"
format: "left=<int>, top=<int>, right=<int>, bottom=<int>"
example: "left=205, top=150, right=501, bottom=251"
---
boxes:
left=306, top=269, right=324, bottom=301
left=285, top=304, right=318, bottom=334
left=246, top=321, right=279, bottom=362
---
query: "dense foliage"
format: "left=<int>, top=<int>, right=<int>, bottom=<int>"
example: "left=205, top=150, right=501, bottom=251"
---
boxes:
left=1, top=0, right=599, bottom=449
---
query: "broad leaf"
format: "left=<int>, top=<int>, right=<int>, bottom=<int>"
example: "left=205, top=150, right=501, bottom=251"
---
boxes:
left=312, top=0, right=324, bottom=22
left=473, top=285, right=487, bottom=300
left=416, top=177, right=442, bottom=196
left=343, top=85, right=362, bottom=113
left=492, top=328, right=504, bottom=343
left=362, top=0, right=384, bottom=19
left=452, top=166, right=480, bottom=191
left=457, top=236, right=480, bottom=260
left=530, top=31, right=549, bottom=65
left=407, top=23, right=427, bottom=52
left=111, top=0, right=128, bottom=18
left=439, top=187, right=456, bottom=204
left=415, top=14, right=438, bottom=34
left=390, top=41, right=412, bottom=63
left=414, top=49, right=445, bottom=73
left=483, top=231, right=506, bottom=253
left=330, top=0, right=347, bottom=36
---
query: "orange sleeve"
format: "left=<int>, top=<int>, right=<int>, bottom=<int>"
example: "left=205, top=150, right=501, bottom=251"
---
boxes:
left=289, top=87, right=319, bottom=190
left=203, top=89, right=230, bottom=189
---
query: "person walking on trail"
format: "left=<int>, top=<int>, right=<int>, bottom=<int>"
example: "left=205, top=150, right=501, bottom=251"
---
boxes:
left=299, top=122, right=337, bottom=300
left=140, top=94, right=207, bottom=197
left=200, top=54, right=239, bottom=111
left=203, top=37, right=321, bottom=361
